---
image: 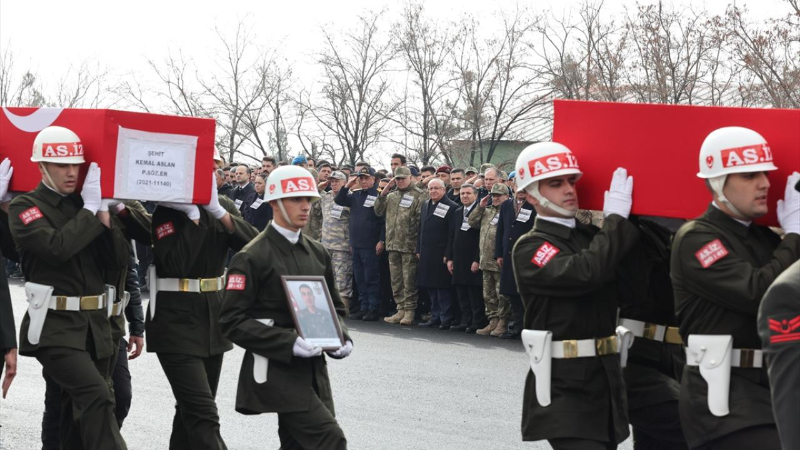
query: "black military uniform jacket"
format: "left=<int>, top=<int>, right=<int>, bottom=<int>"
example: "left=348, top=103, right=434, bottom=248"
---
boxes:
left=147, top=197, right=257, bottom=357
left=0, top=210, right=18, bottom=354
left=9, top=182, right=129, bottom=359
left=447, top=202, right=481, bottom=286
left=512, top=215, right=637, bottom=443
left=495, top=198, right=535, bottom=296
left=220, top=225, right=351, bottom=414
left=417, top=196, right=456, bottom=289
left=670, top=204, right=800, bottom=448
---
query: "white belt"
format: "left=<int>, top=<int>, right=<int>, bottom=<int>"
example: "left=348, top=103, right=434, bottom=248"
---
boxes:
left=156, top=276, right=225, bottom=293
left=551, top=335, right=619, bottom=359
left=686, top=347, right=763, bottom=368
left=618, top=318, right=683, bottom=345
left=48, top=294, right=107, bottom=311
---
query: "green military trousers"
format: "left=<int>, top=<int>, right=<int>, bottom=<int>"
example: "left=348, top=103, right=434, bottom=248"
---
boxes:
left=388, top=251, right=418, bottom=312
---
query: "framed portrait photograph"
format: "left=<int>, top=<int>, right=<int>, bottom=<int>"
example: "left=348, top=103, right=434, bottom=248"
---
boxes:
left=281, top=275, right=345, bottom=350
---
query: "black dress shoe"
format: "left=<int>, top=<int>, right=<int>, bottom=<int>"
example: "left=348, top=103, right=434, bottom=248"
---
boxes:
left=439, top=322, right=452, bottom=330
left=351, top=310, right=367, bottom=320
left=449, top=324, right=468, bottom=332
left=465, top=327, right=478, bottom=334
left=418, top=320, right=441, bottom=328
left=499, top=330, right=522, bottom=340
left=362, top=311, right=379, bottom=321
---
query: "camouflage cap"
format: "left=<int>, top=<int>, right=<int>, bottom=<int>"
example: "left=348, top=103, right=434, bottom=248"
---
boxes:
left=491, top=183, right=510, bottom=196
left=480, top=163, right=496, bottom=174
left=394, top=166, right=412, bottom=178
left=329, top=171, right=347, bottom=180
left=465, top=166, right=478, bottom=175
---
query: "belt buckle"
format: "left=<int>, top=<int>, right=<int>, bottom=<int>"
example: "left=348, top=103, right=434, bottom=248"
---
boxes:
left=596, top=336, right=618, bottom=356
left=55, top=296, right=68, bottom=310
left=199, top=278, right=218, bottom=292
left=80, top=296, right=99, bottom=310
left=642, top=323, right=659, bottom=340
left=739, top=349, right=756, bottom=368
left=665, top=327, right=683, bottom=345
left=178, top=279, right=191, bottom=292
left=562, top=340, right=578, bottom=358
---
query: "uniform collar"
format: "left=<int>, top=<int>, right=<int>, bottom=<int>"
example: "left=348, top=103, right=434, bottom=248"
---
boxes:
left=533, top=215, right=573, bottom=239
left=35, top=181, right=69, bottom=207
left=267, top=222, right=310, bottom=253
left=703, top=204, right=751, bottom=238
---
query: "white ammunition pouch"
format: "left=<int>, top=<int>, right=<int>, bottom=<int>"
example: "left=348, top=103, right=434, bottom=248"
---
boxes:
left=25, top=282, right=54, bottom=346
left=686, top=335, right=733, bottom=417
left=148, top=265, right=157, bottom=319
left=105, top=284, right=117, bottom=318
left=252, top=318, right=274, bottom=384
left=521, top=330, right=553, bottom=407
left=615, top=325, right=635, bottom=368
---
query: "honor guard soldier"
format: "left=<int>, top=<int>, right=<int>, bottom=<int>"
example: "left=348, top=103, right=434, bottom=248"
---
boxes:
left=9, top=126, right=129, bottom=449
left=375, top=166, right=425, bottom=326
left=468, top=182, right=511, bottom=336
left=616, top=215, right=688, bottom=449
left=512, top=142, right=638, bottom=449
left=320, top=171, right=353, bottom=314
left=148, top=162, right=257, bottom=449
left=671, top=127, right=800, bottom=449
left=220, top=165, right=352, bottom=450
left=1, top=158, right=18, bottom=399
left=758, top=177, right=800, bottom=450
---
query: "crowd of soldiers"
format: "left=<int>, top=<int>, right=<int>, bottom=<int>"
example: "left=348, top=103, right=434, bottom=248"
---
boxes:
left=0, top=122, right=798, bottom=450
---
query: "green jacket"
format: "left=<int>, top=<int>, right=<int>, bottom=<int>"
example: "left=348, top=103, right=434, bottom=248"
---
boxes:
left=220, top=224, right=351, bottom=414
left=9, top=182, right=129, bottom=358
left=374, top=185, right=424, bottom=253
left=320, top=190, right=350, bottom=252
left=468, top=204, right=502, bottom=272
left=146, top=197, right=257, bottom=357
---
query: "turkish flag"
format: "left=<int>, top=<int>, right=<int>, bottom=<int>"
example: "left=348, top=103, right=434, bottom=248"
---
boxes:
left=552, top=100, right=800, bottom=226
left=0, top=107, right=216, bottom=204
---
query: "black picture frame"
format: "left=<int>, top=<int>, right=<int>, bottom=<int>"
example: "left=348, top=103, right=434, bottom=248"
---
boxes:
left=281, top=275, right=344, bottom=351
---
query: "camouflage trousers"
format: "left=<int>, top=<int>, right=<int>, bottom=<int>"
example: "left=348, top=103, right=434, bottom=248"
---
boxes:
left=331, top=250, right=353, bottom=298
left=388, top=251, right=418, bottom=311
left=482, top=270, right=510, bottom=320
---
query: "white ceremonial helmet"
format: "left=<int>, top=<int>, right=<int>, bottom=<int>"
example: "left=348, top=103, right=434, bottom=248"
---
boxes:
left=514, top=142, right=582, bottom=217
left=31, top=126, right=86, bottom=164
left=264, top=165, right=321, bottom=203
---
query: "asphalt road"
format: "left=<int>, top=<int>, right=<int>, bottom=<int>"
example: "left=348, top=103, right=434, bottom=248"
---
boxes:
left=0, top=280, right=632, bottom=449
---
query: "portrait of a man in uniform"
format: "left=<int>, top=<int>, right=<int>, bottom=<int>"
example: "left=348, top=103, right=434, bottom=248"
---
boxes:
left=285, top=278, right=344, bottom=349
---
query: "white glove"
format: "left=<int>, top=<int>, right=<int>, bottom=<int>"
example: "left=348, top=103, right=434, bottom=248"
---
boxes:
left=81, top=162, right=102, bottom=214
left=0, top=158, right=13, bottom=201
left=98, top=199, right=122, bottom=213
left=603, top=167, right=634, bottom=219
left=202, top=172, right=227, bottom=219
left=159, top=202, right=201, bottom=221
left=777, top=171, right=800, bottom=235
left=292, top=337, right=322, bottom=358
left=326, top=340, right=353, bottom=359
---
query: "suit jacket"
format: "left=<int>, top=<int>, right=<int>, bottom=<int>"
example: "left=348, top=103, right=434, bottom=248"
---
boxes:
left=244, top=193, right=272, bottom=232
left=495, top=198, right=535, bottom=296
left=218, top=183, right=235, bottom=201
left=447, top=202, right=482, bottom=286
left=417, top=196, right=456, bottom=289
left=233, top=182, right=258, bottom=215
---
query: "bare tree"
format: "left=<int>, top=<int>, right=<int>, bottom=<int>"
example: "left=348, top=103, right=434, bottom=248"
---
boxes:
left=313, top=11, right=398, bottom=166
left=51, top=61, right=115, bottom=108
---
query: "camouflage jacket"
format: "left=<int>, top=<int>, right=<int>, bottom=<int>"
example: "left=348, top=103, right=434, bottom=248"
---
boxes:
left=320, top=190, right=350, bottom=252
left=374, top=185, right=425, bottom=254
left=302, top=192, right=323, bottom=241
left=468, top=204, right=502, bottom=272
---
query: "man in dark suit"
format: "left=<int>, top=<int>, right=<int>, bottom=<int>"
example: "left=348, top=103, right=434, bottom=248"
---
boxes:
left=494, top=184, right=535, bottom=339
left=417, top=179, right=457, bottom=329
left=232, top=165, right=258, bottom=215
left=447, top=184, right=486, bottom=333
left=216, top=168, right=234, bottom=200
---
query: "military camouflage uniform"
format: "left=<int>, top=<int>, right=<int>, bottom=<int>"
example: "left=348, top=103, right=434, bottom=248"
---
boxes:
left=468, top=203, right=510, bottom=321
left=302, top=192, right=323, bottom=241
left=374, top=184, right=425, bottom=313
left=321, top=191, right=352, bottom=298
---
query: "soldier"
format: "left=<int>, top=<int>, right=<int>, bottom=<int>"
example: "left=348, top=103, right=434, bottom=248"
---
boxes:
left=148, top=163, right=257, bottom=449
left=302, top=168, right=323, bottom=241
left=335, top=167, right=385, bottom=321
left=375, top=166, right=425, bottom=326
left=512, top=142, right=636, bottom=449
left=295, top=284, right=340, bottom=340
left=468, top=183, right=511, bottom=337
left=320, top=171, right=352, bottom=315
left=9, top=126, right=128, bottom=448
left=417, top=178, right=457, bottom=329
left=670, top=127, right=799, bottom=449
left=220, top=165, right=352, bottom=449
left=1, top=158, right=17, bottom=399
left=447, top=184, right=487, bottom=333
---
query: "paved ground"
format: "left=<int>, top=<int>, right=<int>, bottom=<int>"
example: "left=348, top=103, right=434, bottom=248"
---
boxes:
left=0, top=279, right=632, bottom=449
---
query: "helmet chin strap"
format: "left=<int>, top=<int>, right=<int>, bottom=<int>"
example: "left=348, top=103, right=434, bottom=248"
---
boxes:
left=709, top=175, right=745, bottom=219
left=39, top=163, right=65, bottom=195
left=525, top=181, right=577, bottom=218
left=277, top=198, right=294, bottom=228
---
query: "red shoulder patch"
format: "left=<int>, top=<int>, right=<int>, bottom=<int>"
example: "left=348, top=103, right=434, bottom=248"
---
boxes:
left=19, top=206, right=44, bottom=225
left=769, top=315, right=800, bottom=344
left=155, top=222, right=175, bottom=240
left=694, top=239, right=729, bottom=268
left=531, top=241, right=560, bottom=267
left=226, top=274, right=246, bottom=291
